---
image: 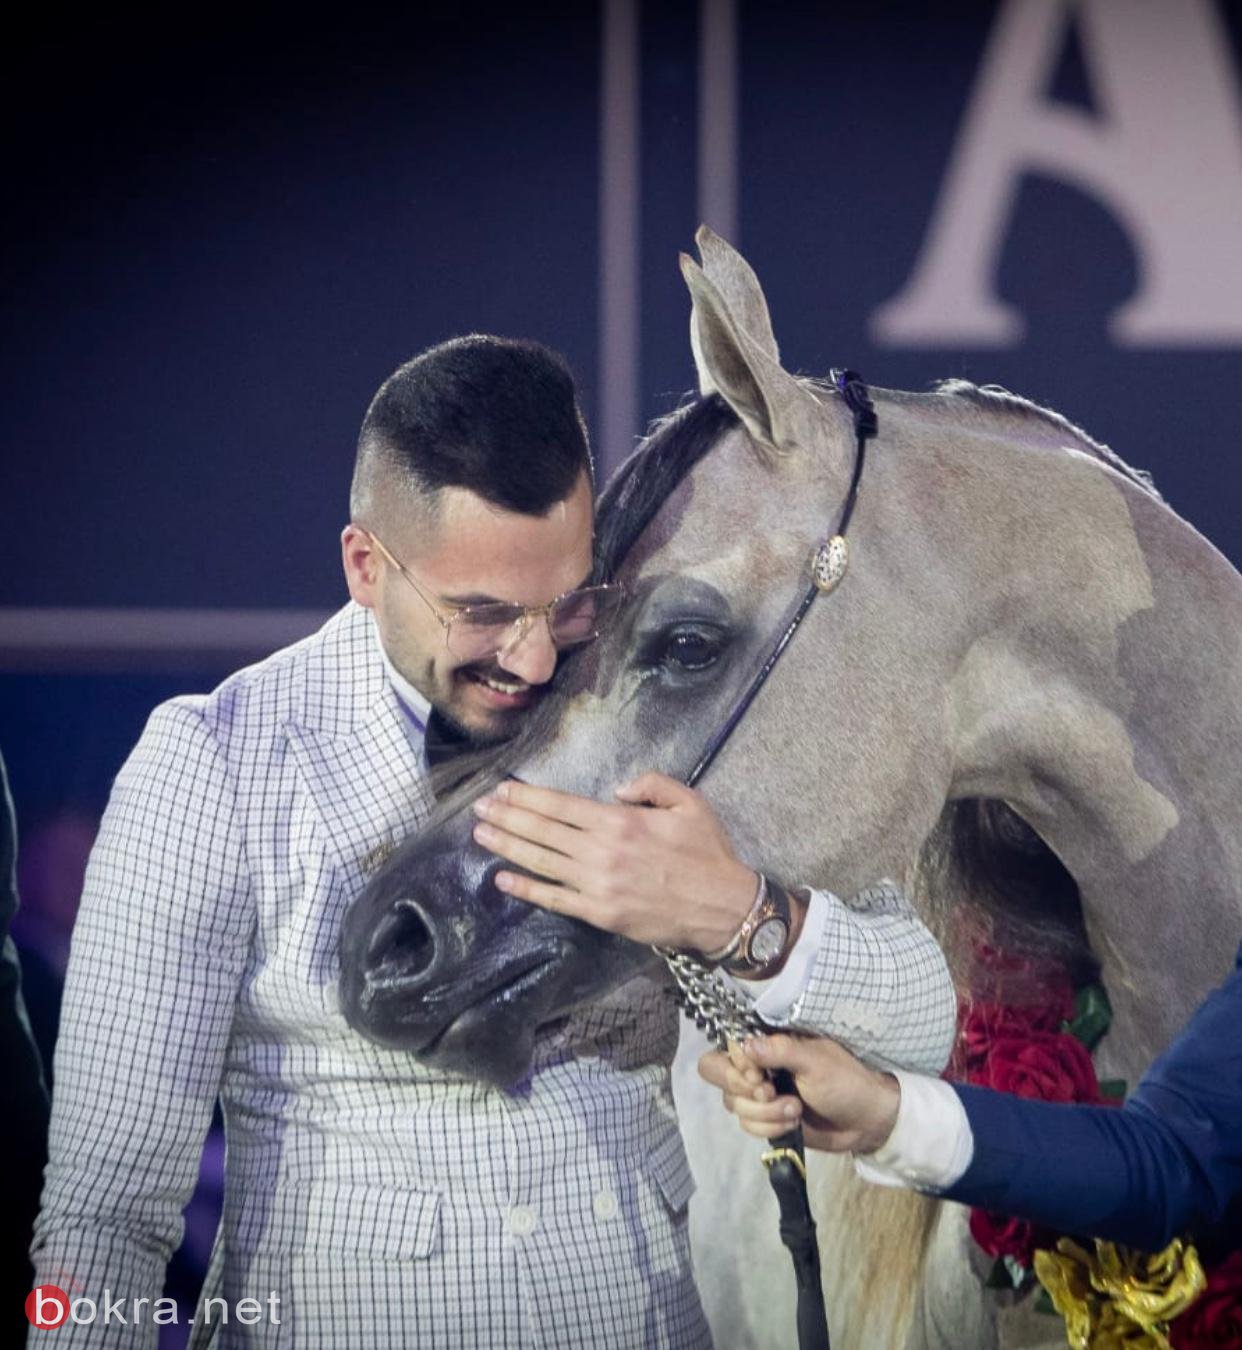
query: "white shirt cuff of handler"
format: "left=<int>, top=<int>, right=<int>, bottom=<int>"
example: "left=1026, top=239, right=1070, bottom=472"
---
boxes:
left=722, top=887, right=830, bottom=1021
left=853, top=1070, right=974, bottom=1191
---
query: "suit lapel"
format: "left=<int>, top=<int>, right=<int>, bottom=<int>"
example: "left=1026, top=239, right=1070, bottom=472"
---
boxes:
left=287, top=606, right=435, bottom=877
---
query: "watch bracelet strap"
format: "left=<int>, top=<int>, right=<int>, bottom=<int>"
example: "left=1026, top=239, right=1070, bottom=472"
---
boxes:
left=700, top=871, right=767, bottom=964
left=721, top=875, right=795, bottom=980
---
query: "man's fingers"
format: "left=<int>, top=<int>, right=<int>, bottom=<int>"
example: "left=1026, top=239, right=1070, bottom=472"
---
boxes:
left=698, top=1051, right=731, bottom=1089
left=473, top=797, right=584, bottom=858
left=493, top=870, right=587, bottom=918
left=699, top=1051, right=772, bottom=1101
left=728, top=1093, right=802, bottom=1128
left=727, top=1039, right=765, bottom=1089
left=473, top=823, right=580, bottom=887
left=614, top=771, right=693, bottom=809
left=729, top=1067, right=772, bottom=1100
left=705, top=1046, right=808, bottom=1145
left=740, top=1113, right=798, bottom=1141
left=744, top=1032, right=820, bottom=1076
left=492, top=779, right=609, bottom=830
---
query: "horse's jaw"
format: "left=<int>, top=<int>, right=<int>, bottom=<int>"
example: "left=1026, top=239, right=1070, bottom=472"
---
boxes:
left=390, top=945, right=575, bottom=1088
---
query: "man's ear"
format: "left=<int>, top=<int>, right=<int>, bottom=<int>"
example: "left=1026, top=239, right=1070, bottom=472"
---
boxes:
left=341, top=524, right=380, bottom=609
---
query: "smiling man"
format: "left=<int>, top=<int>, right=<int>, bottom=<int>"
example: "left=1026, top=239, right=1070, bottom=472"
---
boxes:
left=342, top=344, right=606, bottom=741
left=32, top=335, right=955, bottom=1347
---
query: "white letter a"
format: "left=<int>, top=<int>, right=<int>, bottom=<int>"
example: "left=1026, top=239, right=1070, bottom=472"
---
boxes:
left=871, top=0, right=1242, bottom=347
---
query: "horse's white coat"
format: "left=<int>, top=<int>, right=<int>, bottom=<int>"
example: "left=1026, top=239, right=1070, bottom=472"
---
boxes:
left=521, top=229, right=1242, bottom=1347
left=949, top=639, right=1180, bottom=864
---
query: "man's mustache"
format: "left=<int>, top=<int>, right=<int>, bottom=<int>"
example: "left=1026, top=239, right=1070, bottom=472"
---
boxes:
left=458, top=661, right=533, bottom=689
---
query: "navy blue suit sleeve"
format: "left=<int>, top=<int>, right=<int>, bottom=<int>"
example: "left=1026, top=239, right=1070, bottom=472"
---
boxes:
left=940, top=943, right=1242, bottom=1251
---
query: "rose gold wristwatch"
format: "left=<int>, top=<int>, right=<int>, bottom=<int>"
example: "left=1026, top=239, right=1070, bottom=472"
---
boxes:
left=701, top=874, right=796, bottom=980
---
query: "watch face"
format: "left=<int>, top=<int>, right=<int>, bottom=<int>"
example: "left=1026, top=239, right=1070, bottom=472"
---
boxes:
left=750, top=916, right=789, bottom=965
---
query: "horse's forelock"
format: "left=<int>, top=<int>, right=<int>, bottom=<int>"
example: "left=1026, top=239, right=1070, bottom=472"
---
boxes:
left=593, top=393, right=739, bottom=580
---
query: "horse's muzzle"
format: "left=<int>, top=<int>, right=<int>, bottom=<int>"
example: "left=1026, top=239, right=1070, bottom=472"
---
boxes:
left=338, top=813, right=590, bottom=1085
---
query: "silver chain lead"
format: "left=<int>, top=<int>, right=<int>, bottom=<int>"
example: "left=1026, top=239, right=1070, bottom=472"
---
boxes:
left=656, top=946, right=768, bottom=1050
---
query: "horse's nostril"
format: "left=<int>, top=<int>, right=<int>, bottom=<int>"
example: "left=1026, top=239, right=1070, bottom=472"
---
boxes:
left=369, top=897, right=436, bottom=982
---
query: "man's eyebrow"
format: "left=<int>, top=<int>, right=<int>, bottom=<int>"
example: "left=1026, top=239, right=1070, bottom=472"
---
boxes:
left=440, top=575, right=594, bottom=608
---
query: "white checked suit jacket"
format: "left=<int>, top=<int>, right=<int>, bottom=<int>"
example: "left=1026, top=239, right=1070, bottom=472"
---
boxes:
left=33, top=603, right=955, bottom=1348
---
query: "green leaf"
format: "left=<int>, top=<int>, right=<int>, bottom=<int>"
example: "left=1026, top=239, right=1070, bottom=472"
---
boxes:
left=1002, top=1255, right=1031, bottom=1289
left=1035, top=1289, right=1056, bottom=1316
left=1066, top=983, right=1112, bottom=1051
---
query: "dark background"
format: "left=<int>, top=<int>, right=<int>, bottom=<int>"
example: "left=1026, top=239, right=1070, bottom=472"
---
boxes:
left=3, top=2, right=1241, bottom=1339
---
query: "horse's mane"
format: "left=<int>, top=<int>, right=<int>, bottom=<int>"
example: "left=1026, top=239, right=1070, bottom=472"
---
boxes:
left=593, top=392, right=739, bottom=579
left=593, top=378, right=1162, bottom=578
left=921, top=378, right=1163, bottom=502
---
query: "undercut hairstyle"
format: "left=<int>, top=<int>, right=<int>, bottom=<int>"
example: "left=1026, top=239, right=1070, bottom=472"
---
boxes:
left=351, top=335, right=592, bottom=527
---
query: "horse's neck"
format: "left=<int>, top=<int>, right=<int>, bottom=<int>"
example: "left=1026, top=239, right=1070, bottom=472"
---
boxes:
left=908, top=409, right=1242, bottom=1063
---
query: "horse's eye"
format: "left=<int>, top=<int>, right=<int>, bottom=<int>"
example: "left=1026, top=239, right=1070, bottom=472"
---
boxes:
left=659, top=624, right=724, bottom=671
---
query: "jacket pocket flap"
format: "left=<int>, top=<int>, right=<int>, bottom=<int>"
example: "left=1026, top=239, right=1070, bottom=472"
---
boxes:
left=646, top=1129, right=696, bottom=1213
left=236, top=1181, right=441, bottom=1260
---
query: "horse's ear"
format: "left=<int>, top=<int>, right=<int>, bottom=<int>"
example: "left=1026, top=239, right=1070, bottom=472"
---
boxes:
left=681, top=251, right=822, bottom=457
left=693, top=225, right=780, bottom=364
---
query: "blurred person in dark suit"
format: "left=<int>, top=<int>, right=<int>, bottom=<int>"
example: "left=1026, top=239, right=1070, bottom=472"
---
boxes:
left=1, top=748, right=51, bottom=1342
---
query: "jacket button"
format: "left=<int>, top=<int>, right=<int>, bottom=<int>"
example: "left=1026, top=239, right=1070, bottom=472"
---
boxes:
left=593, top=1189, right=619, bottom=1221
left=507, top=1205, right=538, bottom=1236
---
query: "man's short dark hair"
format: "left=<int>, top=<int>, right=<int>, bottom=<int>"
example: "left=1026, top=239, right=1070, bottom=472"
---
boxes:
left=351, top=335, right=592, bottom=523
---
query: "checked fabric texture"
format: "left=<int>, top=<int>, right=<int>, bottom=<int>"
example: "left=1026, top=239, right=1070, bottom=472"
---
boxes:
left=784, top=880, right=958, bottom=1071
left=32, top=603, right=955, bottom=1348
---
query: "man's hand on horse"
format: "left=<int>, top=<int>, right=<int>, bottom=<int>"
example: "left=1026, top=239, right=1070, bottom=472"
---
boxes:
left=470, top=772, right=763, bottom=954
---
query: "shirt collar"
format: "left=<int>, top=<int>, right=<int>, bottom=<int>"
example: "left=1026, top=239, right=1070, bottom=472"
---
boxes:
left=370, top=612, right=431, bottom=734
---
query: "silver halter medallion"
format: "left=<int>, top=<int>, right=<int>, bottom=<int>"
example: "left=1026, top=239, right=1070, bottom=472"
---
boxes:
left=811, top=535, right=849, bottom=594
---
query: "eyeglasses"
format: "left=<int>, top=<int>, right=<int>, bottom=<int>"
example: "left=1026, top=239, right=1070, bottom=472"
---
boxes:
left=365, top=530, right=626, bottom=662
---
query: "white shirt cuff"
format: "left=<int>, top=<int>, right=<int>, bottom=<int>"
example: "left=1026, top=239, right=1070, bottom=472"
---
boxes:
left=853, top=1070, right=974, bottom=1191
left=723, top=887, right=830, bottom=1023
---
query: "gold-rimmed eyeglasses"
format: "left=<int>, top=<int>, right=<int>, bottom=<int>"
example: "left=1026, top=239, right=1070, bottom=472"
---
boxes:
left=365, top=530, right=625, bottom=662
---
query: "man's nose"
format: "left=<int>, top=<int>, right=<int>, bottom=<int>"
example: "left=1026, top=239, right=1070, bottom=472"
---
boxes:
left=495, top=617, right=558, bottom=685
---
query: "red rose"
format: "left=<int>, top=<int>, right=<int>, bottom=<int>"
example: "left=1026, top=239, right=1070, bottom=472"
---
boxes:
left=969, top=1028, right=1100, bottom=1104
left=968, top=1207, right=1052, bottom=1268
left=956, top=1000, right=1072, bottom=1075
left=1170, top=1250, right=1242, bottom=1349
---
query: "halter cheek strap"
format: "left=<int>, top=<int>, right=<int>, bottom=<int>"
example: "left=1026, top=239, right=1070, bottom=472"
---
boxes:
left=683, top=368, right=876, bottom=790
left=659, top=369, right=877, bottom=1350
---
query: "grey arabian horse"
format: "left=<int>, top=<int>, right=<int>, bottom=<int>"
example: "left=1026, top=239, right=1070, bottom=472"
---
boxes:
left=340, top=229, right=1242, bottom=1348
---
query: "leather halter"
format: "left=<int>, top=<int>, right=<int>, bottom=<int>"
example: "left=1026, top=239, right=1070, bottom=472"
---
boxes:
left=684, top=368, right=876, bottom=789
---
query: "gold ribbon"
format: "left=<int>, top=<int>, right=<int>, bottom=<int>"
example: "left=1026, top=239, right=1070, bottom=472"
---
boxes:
left=1034, top=1236, right=1207, bottom=1349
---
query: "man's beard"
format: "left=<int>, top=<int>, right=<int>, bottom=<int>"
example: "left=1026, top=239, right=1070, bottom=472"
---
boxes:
left=426, top=703, right=504, bottom=759
left=436, top=659, right=544, bottom=747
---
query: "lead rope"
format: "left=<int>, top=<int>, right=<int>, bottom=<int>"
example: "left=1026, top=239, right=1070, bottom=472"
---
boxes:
left=656, top=370, right=877, bottom=1350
